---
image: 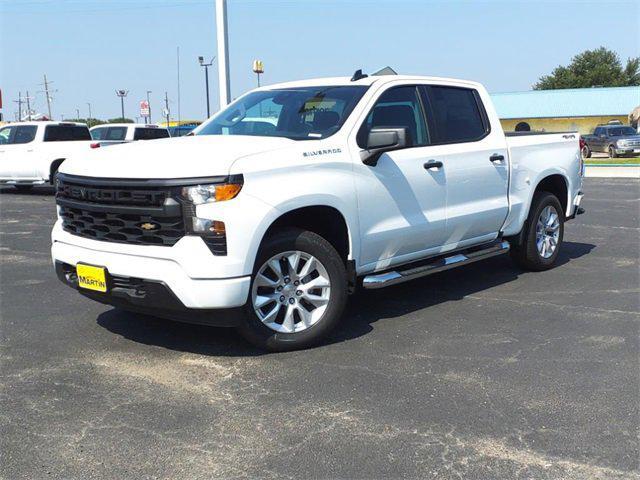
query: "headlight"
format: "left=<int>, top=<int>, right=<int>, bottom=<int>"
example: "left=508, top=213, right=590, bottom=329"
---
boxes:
left=617, top=139, right=628, bottom=146
left=181, top=181, right=242, bottom=205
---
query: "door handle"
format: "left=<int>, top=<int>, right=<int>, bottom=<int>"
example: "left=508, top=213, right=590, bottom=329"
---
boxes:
left=490, top=154, right=504, bottom=163
left=424, top=160, right=443, bottom=170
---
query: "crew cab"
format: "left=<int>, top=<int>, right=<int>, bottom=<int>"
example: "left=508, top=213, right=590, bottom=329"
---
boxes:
left=90, top=123, right=170, bottom=147
left=0, top=121, right=91, bottom=191
left=582, top=124, right=640, bottom=158
left=52, top=71, right=585, bottom=350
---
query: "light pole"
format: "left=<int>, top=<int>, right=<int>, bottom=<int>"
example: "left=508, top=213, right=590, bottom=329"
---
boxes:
left=252, top=59, right=264, bottom=87
left=198, top=56, right=215, bottom=118
left=146, top=90, right=152, bottom=123
left=216, top=0, right=230, bottom=108
left=115, top=89, right=128, bottom=120
left=87, top=102, right=92, bottom=122
left=76, top=108, right=80, bottom=120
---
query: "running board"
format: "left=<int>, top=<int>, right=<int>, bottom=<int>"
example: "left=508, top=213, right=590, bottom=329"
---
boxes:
left=362, top=241, right=511, bottom=289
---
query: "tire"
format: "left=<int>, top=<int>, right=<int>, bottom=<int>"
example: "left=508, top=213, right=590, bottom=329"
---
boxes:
left=15, top=185, right=33, bottom=193
left=608, top=145, right=617, bottom=158
left=581, top=145, right=591, bottom=158
left=237, top=228, right=348, bottom=351
left=510, top=192, right=564, bottom=271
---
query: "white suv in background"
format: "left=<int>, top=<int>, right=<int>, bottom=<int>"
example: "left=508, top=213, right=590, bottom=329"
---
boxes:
left=0, top=121, right=92, bottom=191
left=90, top=124, right=170, bottom=147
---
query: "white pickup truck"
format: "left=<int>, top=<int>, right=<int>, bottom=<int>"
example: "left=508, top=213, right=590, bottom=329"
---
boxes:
left=52, top=72, right=585, bottom=350
left=89, top=123, right=170, bottom=147
left=0, top=121, right=92, bottom=191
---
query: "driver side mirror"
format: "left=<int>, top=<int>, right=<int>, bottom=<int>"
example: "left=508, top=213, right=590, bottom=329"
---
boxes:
left=361, top=127, right=409, bottom=166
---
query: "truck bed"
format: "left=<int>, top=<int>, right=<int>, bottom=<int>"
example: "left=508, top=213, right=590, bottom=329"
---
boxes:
left=501, top=132, right=582, bottom=236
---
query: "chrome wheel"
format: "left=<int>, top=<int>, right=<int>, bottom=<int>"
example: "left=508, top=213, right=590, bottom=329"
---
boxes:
left=251, top=250, right=331, bottom=333
left=535, top=205, right=560, bottom=259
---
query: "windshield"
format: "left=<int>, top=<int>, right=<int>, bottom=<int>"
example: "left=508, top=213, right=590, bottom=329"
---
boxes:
left=196, top=86, right=368, bottom=140
left=0, top=125, right=38, bottom=144
left=609, top=127, right=636, bottom=136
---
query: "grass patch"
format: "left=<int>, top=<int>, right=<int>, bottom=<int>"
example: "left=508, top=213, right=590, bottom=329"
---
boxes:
left=585, top=157, right=640, bottom=166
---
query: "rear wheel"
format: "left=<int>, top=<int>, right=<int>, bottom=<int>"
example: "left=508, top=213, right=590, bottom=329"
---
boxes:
left=510, top=192, right=564, bottom=271
left=237, top=228, right=348, bottom=351
left=581, top=145, right=591, bottom=158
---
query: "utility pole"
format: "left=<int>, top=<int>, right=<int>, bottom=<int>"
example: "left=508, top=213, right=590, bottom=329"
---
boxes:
left=13, top=92, right=23, bottom=121
left=164, top=91, right=170, bottom=127
left=216, top=0, right=231, bottom=107
left=76, top=108, right=80, bottom=120
left=42, top=74, right=54, bottom=120
left=25, top=91, right=33, bottom=121
left=177, top=46, right=181, bottom=127
left=146, top=90, right=152, bottom=123
left=198, top=56, right=215, bottom=118
left=115, top=89, right=128, bottom=120
left=87, top=102, right=92, bottom=122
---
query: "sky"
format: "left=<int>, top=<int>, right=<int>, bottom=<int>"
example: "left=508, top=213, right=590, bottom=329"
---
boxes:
left=1, top=0, right=638, bottom=122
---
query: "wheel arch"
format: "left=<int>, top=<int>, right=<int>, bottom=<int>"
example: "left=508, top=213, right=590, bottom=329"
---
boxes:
left=257, top=205, right=353, bottom=267
left=49, top=158, right=65, bottom=184
left=533, top=173, right=569, bottom=217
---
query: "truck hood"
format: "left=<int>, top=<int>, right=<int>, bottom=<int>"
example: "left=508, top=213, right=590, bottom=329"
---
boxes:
left=59, top=135, right=295, bottom=179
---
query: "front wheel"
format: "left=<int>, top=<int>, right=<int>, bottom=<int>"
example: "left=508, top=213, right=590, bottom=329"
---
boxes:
left=237, top=228, right=348, bottom=351
left=581, top=145, right=591, bottom=158
left=510, top=192, right=564, bottom=271
left=608, top=145, right=617, bottom=158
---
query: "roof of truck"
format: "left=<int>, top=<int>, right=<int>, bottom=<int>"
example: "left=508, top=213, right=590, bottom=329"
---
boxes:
left=262, top=74, right=482, bottom=90
left=5, top=121, right=87, bottom=127
left=89, top=123, right=166, bottom=129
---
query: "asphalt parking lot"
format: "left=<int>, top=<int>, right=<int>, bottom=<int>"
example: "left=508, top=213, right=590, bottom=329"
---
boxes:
left=1, top=178, right=638, bottom=480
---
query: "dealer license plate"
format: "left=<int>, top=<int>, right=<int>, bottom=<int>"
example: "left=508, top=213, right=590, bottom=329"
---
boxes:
left=76, top=264, right=108, bottom=293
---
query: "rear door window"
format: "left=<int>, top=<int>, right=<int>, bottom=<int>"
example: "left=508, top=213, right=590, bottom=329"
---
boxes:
left=0, top=125, right=38, bottom=144
left=421, top=86, right=488, bottom=144
left=133, top=128, right=170, bottom=140
left=105, top=127, right=127, bottom=141
left=44, top=125, right=91, bottom=142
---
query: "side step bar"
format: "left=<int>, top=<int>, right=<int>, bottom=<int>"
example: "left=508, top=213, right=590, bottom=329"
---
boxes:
left=362, top=241, right=511, bottom=289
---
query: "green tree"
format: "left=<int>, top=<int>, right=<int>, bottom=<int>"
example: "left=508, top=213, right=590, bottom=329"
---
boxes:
left=107, top=117, right=134, bottom=124
left=534, top=47, right=640, bottom=90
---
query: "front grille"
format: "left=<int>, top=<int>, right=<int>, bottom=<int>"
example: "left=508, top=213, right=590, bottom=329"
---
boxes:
left=56, top=174, right=229, bottom=254
left=59, top=205, right=184, bottom=246
left=56, top=175, right=185, bottom=247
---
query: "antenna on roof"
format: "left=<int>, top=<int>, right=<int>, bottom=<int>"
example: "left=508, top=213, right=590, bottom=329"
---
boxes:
left=372, top=66, right=397, bottom=76
left=350, top=69, right=368, bottom=82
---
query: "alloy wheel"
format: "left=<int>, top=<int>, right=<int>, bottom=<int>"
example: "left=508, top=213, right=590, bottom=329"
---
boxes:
left=251, top=250, right=331, bottom=333
left=535, top=205, right=560, bottom=259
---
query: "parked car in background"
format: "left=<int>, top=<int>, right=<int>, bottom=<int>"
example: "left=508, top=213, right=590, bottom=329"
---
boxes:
left=0, top=121, right=91, bottom=191
left=52, top=72, right=584, bottom=350
left=168, top=123, right=200, bottom=137
left=90, top=123, right=170, bottom=147
left=581, top=124, right=640, bottom=158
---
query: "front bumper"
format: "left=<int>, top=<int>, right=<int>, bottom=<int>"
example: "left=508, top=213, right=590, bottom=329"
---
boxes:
left=615, top=148, right=640, bottom=155
left=55, top=261, right=244, bottom=327
left=51, top=234, right=251, bottom=310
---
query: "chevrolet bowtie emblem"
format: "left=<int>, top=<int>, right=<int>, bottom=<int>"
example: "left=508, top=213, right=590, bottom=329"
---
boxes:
left=139, top=222, right=158, bottom=231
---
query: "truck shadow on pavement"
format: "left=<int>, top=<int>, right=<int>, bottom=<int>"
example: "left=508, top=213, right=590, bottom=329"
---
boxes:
left=96, top=241, right=595, bottom=356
